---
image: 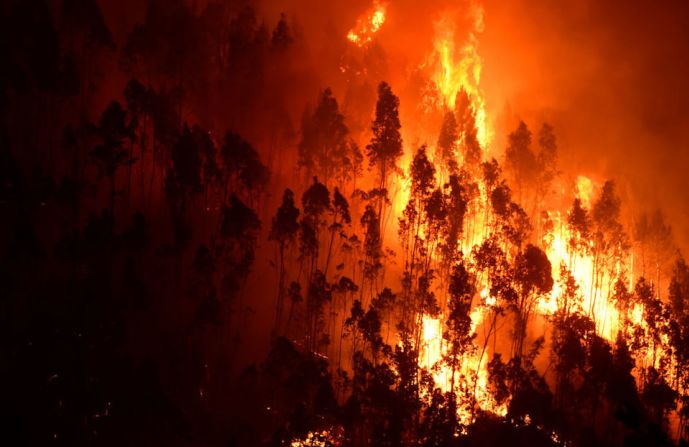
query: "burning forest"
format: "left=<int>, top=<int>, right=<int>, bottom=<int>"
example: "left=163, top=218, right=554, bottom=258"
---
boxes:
left=3, top=0, right=689, bottom=445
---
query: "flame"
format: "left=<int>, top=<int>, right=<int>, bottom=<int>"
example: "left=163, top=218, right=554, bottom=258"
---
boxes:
left=576, top=175, right=594, bottom=208
left=540, top=211, right=621, bottom=339
left=346, top=1, right=387, bottom=47
left=290, top=428, right=344, bottom=446
left=421, top=310, right=507, bottom=424
left=426, top=7, right=491, bottom=147
left=344, top=2, right=678, bottom=434
left=481, top=286, right=496, bottom=307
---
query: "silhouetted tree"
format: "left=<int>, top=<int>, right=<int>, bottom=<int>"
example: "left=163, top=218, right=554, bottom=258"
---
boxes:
left=298, top=88, right=351, bottom=185
left=323, top=187, right=351, bottom=276
left=437, top=109, right=459, bottom=174
left=590, top=180, right=628, bottom=321
left=454, top=89, right=482, bottom=170
left=505, top=120, right=536, bottom=203
left=271, top=13, right=293, bottom=50
left=513, top=244, right=553, bottom=357
left=90, top=100, right=135, bottom=214
left=361, top=204, right=383, bottom=298
left=300, top=177, right=331, bottom=281
left=567, top=197, right=591, bottom=259
left=535, top=123, right=558, bottom=204
left=444, top=260, right=476, bottom=406
left=219, top=193, right=261, bottom=301
left=634, top=209, right=674, bottom=291
left=270, top=189, right=301, bottom=334
left=217, top=132, right=269, bottom=212
left=366, top=81, right=403, bottom=231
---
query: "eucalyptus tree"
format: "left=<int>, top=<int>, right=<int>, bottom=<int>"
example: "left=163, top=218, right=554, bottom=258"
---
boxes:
left=366, top=81, right=403, bottom=233
left=270, top=189, right=300, bottom=334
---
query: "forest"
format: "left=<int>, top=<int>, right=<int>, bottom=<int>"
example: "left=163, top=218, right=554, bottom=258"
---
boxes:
left=2, top=0, right=689, bottom=446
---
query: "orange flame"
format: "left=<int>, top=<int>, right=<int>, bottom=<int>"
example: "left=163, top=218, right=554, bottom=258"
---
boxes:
left=346, top=2, right=677, bottom=432
left=426, top=6, right=490, bottom=147
left=420, top=312, right=507, bottom=424
left=576, top=175, right=594, bottom=208
left=346, top=1, right=387, bottom=47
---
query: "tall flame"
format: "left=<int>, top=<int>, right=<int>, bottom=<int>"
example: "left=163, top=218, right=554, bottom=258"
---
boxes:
left=343, top=1, right=679, bottom=435
left=421, top=310, right=507, bottom=424
left=428, top=6, right=490, bottom=147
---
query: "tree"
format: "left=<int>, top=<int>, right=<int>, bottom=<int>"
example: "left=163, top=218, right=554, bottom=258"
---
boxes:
left=439, top=174, right=468, bottom=268
left=366, top=81, right=403, bottom=231
left=437, top=109, right=459, bottom=174
left=634, top=209, right=674, bottom=290
left=164, top=124, right=202, bottom=249
left=323, top=187, right=351, bottom=276
left=220, top=131, right=270, bottom=202
left=121, top=0, right=210, bottom=114
left=550, top=308, right=594, bottom=423
left=191, top=125, right=221, bottom=205
left=300, top=178, right=331, bottom=282
left=444, top=260, right=476, bottom=403
left=270, top=189, right=301, bottom=334
left=668, top=256, right=689, bottom=440
left=505, top=121, right=537, bottom=203
left=488, top=339, right=554, bottom=431
left=455, top=89, right=482, bottom=170
left=90, top=101, right=135, bottom=214
left=305, top=270, right=332, bottom=353
left=220, top=194, right=261, bottom=300
left=513, top=244, right=553, bottom=357
left=489, top=181, right=532, bottom=249
left=298, top=88, right=350, bottom=184
left=360, top=204, right=383, bottom=295
left=535, top=123, right=558, bottom=203
left=271, top=13, right=293, bottom=50
left=642, top=367, right=677, bottom=428
left=567, top=198, right=591, bottom=258
left=669, top=256, right=689, bottom=323
left=398, top=146, right=439, bottom=330
left=589, top=180, right=628, bottom=321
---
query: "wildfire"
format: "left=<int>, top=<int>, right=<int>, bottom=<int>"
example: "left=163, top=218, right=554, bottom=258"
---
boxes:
left=345, top=2, right=679, bottom=440
left=576, top=175, right=594, bottom=208
left=421, top=309, right=507, bottom=425
left=426, top=7, right=490, bottom=147
left=346, top=1, right=387, bottom=47
left=532, top=176, right=631, bottom=343
left=290, top=428, right=344, bottom=446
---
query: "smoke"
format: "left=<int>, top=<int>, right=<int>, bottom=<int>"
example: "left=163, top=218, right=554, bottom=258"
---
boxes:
left=479, top=0, right=689, bottom=249
left=291, top=0, right=689, bottom=252
left=97, top=0, right=689, bottom=249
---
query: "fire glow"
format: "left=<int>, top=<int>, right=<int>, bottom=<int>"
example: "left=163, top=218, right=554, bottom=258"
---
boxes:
left=362, top=1, right=682, bottom=431
left=346, top=1, right=387, bottom=47
left=11, top=0, right=689, bottom=444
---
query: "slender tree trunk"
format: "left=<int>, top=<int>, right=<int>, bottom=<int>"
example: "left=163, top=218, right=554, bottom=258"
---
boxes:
left=324, top=217, right=338, bottom=277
